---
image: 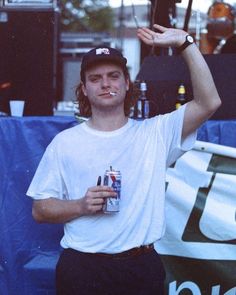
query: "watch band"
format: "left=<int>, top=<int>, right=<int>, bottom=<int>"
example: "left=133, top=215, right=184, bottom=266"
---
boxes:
left=177, top=35, right=194, bottom=54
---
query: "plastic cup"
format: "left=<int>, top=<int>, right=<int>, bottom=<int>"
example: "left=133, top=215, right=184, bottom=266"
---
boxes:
left=9, top=100, right=25, bottom=117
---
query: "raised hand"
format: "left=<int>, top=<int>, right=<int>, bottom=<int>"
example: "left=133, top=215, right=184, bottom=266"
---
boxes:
left=137, top=24, right=188, bottom=48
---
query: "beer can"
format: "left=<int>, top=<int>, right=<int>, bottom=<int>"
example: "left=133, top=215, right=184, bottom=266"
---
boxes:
left=103, top=169, right=121, bottom=213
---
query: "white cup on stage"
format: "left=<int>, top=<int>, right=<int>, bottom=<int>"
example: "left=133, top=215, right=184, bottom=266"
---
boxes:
left=9, top=100, right=25, bottom=117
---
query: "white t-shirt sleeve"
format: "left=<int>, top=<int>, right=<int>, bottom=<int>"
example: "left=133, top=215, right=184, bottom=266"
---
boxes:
left=158, top=104, right=197, bottom=167
left=26, top=138, right=67, bottom=200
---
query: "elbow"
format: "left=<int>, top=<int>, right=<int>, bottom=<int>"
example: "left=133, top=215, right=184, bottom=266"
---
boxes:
left=32, top=207, right=44, bottom=223
left=207, top=96, right=222, bottom=116
left=214, top=97, right=222, bottom=110
left=32, top=202, right=47, bottom=223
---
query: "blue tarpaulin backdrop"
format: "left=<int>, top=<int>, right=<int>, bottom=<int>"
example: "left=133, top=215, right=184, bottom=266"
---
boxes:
left=1, top=116, right=236, bottom=295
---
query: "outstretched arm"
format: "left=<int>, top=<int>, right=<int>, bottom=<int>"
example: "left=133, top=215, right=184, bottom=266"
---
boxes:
left=137, top=24, right=222, bottom=140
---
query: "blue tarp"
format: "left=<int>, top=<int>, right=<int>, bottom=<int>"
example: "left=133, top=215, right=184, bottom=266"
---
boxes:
left=197, top=119, right=236, bottom=148
left=0, top=116, right=236, bottom=294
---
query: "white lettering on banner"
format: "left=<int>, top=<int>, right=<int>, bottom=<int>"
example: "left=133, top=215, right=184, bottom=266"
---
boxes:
left=199, top=173, right=236, bottom=241
left=211, top=285, right=220, bottom=295
left=169, top=281, right=201, bottom=295
left=155, top=142, right=236, bottom=260
left=169, top=282, right=236, bottom=295
left=224, top=287, right=236, bottom=295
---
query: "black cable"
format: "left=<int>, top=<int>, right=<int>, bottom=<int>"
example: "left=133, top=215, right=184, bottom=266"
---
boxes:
left=183, top=0, right=193, bottom=32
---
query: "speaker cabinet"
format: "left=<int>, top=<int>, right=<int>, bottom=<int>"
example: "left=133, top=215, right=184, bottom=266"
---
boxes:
left=136, top=53, right=236, bottom=120
left=0, top=9, right=60, bottom=115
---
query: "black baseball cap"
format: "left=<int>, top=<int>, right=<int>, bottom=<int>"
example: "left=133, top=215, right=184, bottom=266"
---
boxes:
left=80, top=46, right=127, bottom=82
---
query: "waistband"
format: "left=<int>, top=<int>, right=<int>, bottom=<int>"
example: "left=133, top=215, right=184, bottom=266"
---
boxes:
left=92, top=244, right=154, bottom=259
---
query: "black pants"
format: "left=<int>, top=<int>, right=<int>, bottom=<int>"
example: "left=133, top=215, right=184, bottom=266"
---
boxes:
left=56, top=248, right=166, bottom=295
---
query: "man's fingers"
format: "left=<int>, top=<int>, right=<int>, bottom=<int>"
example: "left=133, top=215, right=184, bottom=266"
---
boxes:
left=94, top=190, right=117, bottom=199
left=137, top=27, right=161, bottom=46
left=82, top=186, right=118, bottom=215
left=89, top=185, right=114, bottom=192
left=91, top=197, right=105, bottom=205
left=153, top=24, right=168, bottom=32
left=86, top=186, right=117, bottom=199
left=137, top=27, right=154, bottom=39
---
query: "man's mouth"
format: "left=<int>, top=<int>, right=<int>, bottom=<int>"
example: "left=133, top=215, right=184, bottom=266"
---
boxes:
left=100, top=92, right=117, bottom=97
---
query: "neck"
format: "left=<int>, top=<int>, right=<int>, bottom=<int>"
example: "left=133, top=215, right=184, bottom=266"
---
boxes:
left=87, top=109, right=128, bottom=131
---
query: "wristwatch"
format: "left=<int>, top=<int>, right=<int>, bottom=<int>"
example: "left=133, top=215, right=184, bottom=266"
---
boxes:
left=177, top=35, right=194, bottom=54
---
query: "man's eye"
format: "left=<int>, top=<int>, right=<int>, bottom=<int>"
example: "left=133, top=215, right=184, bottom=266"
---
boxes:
left=90, top=77, right=99, bottom=82
left=110, top=74, right=119, bottom=79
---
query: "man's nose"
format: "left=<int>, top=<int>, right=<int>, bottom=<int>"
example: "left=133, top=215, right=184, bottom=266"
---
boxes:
left=101, top=77, right=110, bottom=88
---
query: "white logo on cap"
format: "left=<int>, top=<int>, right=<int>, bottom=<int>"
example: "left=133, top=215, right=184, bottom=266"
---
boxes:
left=96, top=48, right=110, bottom=55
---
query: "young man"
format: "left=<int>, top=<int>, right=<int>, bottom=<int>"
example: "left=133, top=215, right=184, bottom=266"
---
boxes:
left=27, top=25, right=221, bottom=295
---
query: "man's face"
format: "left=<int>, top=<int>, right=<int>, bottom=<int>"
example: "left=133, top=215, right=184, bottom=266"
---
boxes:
left=82, top=62, right=129, bottom=114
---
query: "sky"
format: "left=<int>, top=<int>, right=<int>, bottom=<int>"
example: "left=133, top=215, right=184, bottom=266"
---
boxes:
left=109, top=0, right=236, bottom=13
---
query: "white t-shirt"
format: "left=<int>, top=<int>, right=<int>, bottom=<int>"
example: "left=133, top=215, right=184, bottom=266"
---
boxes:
left=27, top=105, right=196, bottom=254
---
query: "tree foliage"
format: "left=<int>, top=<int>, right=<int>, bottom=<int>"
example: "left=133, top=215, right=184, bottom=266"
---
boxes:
left=60, top=0, right=114, bottom=32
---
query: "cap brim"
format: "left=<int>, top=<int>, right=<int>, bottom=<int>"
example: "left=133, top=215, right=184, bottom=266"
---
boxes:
left=82, top=55, right=127, bottom=72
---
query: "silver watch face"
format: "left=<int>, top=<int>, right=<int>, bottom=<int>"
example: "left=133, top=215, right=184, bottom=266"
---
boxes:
left=186, top=35, right=194, bottom=43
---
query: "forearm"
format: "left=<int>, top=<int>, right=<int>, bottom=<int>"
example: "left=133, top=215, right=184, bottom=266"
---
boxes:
left=181, top=43, right=222, bottom=112
left=32, top=185, right=116, bottom=224
left=32, top=197, right=84, bottom=224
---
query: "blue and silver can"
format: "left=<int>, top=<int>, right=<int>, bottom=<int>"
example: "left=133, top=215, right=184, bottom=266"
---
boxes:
left=103, top=168, right=121, bottom=213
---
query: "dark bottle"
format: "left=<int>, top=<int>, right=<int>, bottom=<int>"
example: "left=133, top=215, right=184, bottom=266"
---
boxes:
left=141, top=81, right=150, bottom=119
left=175, top=84, right=186, bottom=110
